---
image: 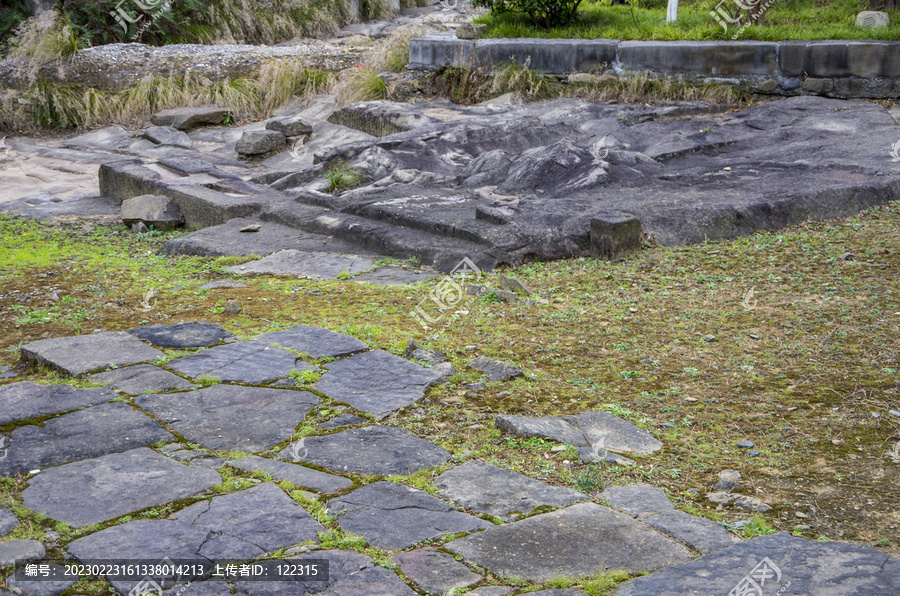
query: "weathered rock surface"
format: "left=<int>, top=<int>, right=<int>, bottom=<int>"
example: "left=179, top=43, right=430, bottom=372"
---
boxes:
left=392, top=547, right=482, bottom=594
left=22, top=448, right=220, bottom=526
left=20, top=331, right=165, bottom=376
left=151, top=107, right=231, bottom=130
left=0, top=403, right=174, bottom=476
left=615, top=532, right=900, bottom=595
left=236, top=130, right=287, bottom=157
left=165, top=340, right=314, bottom=384
left=121, top=194, right=184, bottom=230
left=600, top=483, right=675, bottom=516
left=266, top=116, right=313, bottom=138
left=227, top=455, right=352, bottom=493
left=143, top=126, right=195, bottom=150
left=88, top=364, right=195, bottom=395
left=137, top=385, right=319, bottom=452
left=640, top=510, right=738, bottom=555
left=0, top=507, right=18, bottom=536
left=257, top=325, right=368, bottom=359
left=280, top=425, right=450, bottom=475
left=328, top=481, right=490, bottom=550
left=128, top=321, right=232, bottom=348
left=314, top=350, right=443, bottom=418
left=5, top=562, right=77, bottom=595
left=446, top=502, right=691, bottom=581
left=0, top=381, right=117, bottom=424
left=0, top=540, right=45, bottom=566
left=435, top=460, right=587, bottom=520
left=226, top=249, right=377, bottom=279
left=466, top=356, right=523, bottom=382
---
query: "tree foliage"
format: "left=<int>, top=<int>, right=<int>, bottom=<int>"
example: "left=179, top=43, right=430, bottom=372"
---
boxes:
left=472, top=0, right=584, bottom=28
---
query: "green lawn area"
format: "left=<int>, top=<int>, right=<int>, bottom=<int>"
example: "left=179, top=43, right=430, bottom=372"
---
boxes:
left=473, top=0, right=900, bottom=40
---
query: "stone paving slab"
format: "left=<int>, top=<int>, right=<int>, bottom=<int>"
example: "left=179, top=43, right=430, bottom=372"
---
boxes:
left=165, top=340, right=315, bottom=384
left=281, top=425, right=451, bottom=476
left=0, top=540, right=45, bottom=566
left=0, top=402, right=174, bottom=476
left=0, top=381, right=118, bottom=425
left=128, top=322, right=233, bottom=348
left=22, top=448, right=221, bottom=527
left=226, top=249, right=376, bottom=279
left=464, top=587, right=514, bottom=596
left=88, top=364, right=195, bottom=395
left=327, top=481, right=491, bottom=550
left=0, top=507, right=18, bottom=536
left=20, top=331, right=165, bottom=376
left=227, top=455, right=352, bottom=493
left=435, top=460, right=588, bottom=520
left=172, top=482, right=324, bottom=554
left=351, top=266, right=440, bottom=286
left=257, top=325, right=368, bottom=359
left=614, top=532, right=900, bottom=596
left=315, top=350, right=443, bottom=419
left=445, top=502, right=691, bottom=582
left=5, top=562, right=77, bottom=595
left=640, top=510, right=738, bottom=555
left=392, top=547, right=482, bottom=595
left=600, top=483, right=675, bottom=516
left=318, top=412, right=367, bottom=428
left=163, top=580, right=245, bottom=595
left=137, top=385, right=319, bottom=452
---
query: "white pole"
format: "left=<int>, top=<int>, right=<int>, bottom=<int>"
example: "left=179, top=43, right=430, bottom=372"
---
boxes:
left=666, top=0, right=678, bottom=22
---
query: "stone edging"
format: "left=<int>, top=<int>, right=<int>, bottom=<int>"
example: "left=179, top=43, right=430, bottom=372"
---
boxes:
left=409, top=33, right=900, bottom=98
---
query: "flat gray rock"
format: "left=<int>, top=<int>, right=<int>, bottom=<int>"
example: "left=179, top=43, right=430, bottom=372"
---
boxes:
left=88, top=364, right=194, bottom=395
left=0, top=539, right=45, bottom=566
left=280, top=425, right=450, bottom=476
left=0, top=507, right=18, bottom=536
left=6, top=563, right=77, bottom=595
left=257, top=325, right=368, bottom=359
left=445, top=502, right=691, bottom=582
left=327, top=481, right=490, bottom=550
left=22, top=448, right=221, bottom=527
left=352, top=266, right=440, bottom=286
left=466, top=356, right=524, bottom=382
left=600, top=483, right=675, bottom=516
left=172, top=483, right=324, bottom=555
left=189, top=456, right=228, bottom=470
left=435, top=460, right=588, bottom=520
left=19, top=331, right=165, bottom=377
left=150, top=107, right=230, bottom=130
left=227, top=455, right=351, bottom=493
left=137, top=385, right=319, bottom=452
left=640, top=510, right=737, bottom=554
left=496, top=410, right=662, bottom=459
left=128, top=322, right=233, bottom=348
left=314, top=350, right=442, bottom=419
left=318, top=413, right=367, bottom=428
left=165, top=340, right=315, bottom=384
left=615, top=532, right=900, bottom=596
left=121, top=194, right=184, bottom=230
left=392, top=547, right=481, bottom=594
left=226, top=249, right=376, bottom=279
left=465, top=588, right=514, bottom=596
left=0, top=381, right=117, bottom=424
left=143, top=125, right=195, bottom=150
left=0, top=402, right=174, bottom=476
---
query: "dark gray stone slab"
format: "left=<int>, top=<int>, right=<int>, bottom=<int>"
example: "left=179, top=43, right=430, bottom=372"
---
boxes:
left=600, top=483, right=675, bottom=516
left=315, top=350, right=442, bottom=419
left=465, top=588, right=514, bottom=596
left=22, top=448, right=221, bottom=527
left=189, top=456, right=228, bottom=470
left=392, top=547, right=481, bottom=594
left=280, top=425, right=450, bottom=476
left=352, top=266, right=440, bottom=286
left=318, top=413, right=367, bottom=428
left=445, top=502, right=690, bottom=582
left=20, top=331, right=165, bottom=377
left=0, top=540, right=44, bottom=566
left=151, top=107, right=230, bottom=131
left=137, top=385, right=319, bottom=452
left=328, top=481, right=490, bottom=550
left=143, top=126, right=195, bottom=150
left=615, top=532, right=900, bottom=596
left=257, top=325, right=368, bottom=359
left=0, top=403, right=174, bottom=476
left=495, top=415, right=588, bottom=447
left=128, top=322, right=233, bottom=348
left=0, top=507, right=18, bottom=536
left=88, top=364, right=194, bottom=395
left=466, top=356, right=524, bottom=382
left=618, top=40, right=777, bottom=76
left=226, top=250, right=376, bottom=279
left=0, top=381, right=117, bottom=424
left=6, top=563, right=77, bottom=595
left=227, top=455, right=352, bottom=493
left=173, top=483, right=324, bottom=554
left=164, top=580, right=246, bottom=595
left=640, top=510, right=737, bottom=555
left=236, top=130, right=286, bottom=156
left=165, top=340, right=314, bottom=384
left=591, top=212, right=641, bottom=261
left=121, top=194, right=184, bottom=230
left=435, top=460, right=587, bottom=520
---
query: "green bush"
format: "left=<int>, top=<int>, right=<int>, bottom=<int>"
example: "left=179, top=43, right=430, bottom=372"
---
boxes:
left=472, top=0, right=584, bottom=28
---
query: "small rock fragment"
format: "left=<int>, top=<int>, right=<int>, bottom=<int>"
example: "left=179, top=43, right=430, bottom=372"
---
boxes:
left=223, top=300, right=241, bottom=314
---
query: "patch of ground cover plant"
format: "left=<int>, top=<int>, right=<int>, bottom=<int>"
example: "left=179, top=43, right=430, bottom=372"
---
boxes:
left=0, top=204, right=899, bottom=593
left=473, top=0, right=900, bottom=40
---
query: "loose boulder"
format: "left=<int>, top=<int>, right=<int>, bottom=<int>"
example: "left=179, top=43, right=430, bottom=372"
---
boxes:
left=150, top=107, right=231, bottom=131
left=236, top=130, right=287, bottom=157
left=120, top=195, right=184, bottom=231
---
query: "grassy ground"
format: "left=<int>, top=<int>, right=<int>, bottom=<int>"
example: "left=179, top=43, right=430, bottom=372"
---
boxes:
left=474, top=0, right=900, bottom=40
left=0, top=203, right=899, bottom=593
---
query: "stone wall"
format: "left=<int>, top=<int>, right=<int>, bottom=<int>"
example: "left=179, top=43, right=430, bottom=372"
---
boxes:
left=408, top=33, right=900, bottom=99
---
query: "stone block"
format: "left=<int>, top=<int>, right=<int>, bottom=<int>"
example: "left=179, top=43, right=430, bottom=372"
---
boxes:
left=590, top=212, right=641, bottom=261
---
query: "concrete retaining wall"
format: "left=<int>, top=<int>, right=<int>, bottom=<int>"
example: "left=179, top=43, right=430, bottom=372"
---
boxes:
left=408, top=33, right=900, bottom=98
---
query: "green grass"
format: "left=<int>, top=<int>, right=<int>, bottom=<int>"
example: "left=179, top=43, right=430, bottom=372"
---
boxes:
left=474, top=0, right=900, bottom=41
left=324, top=162, right=368, bottom=194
